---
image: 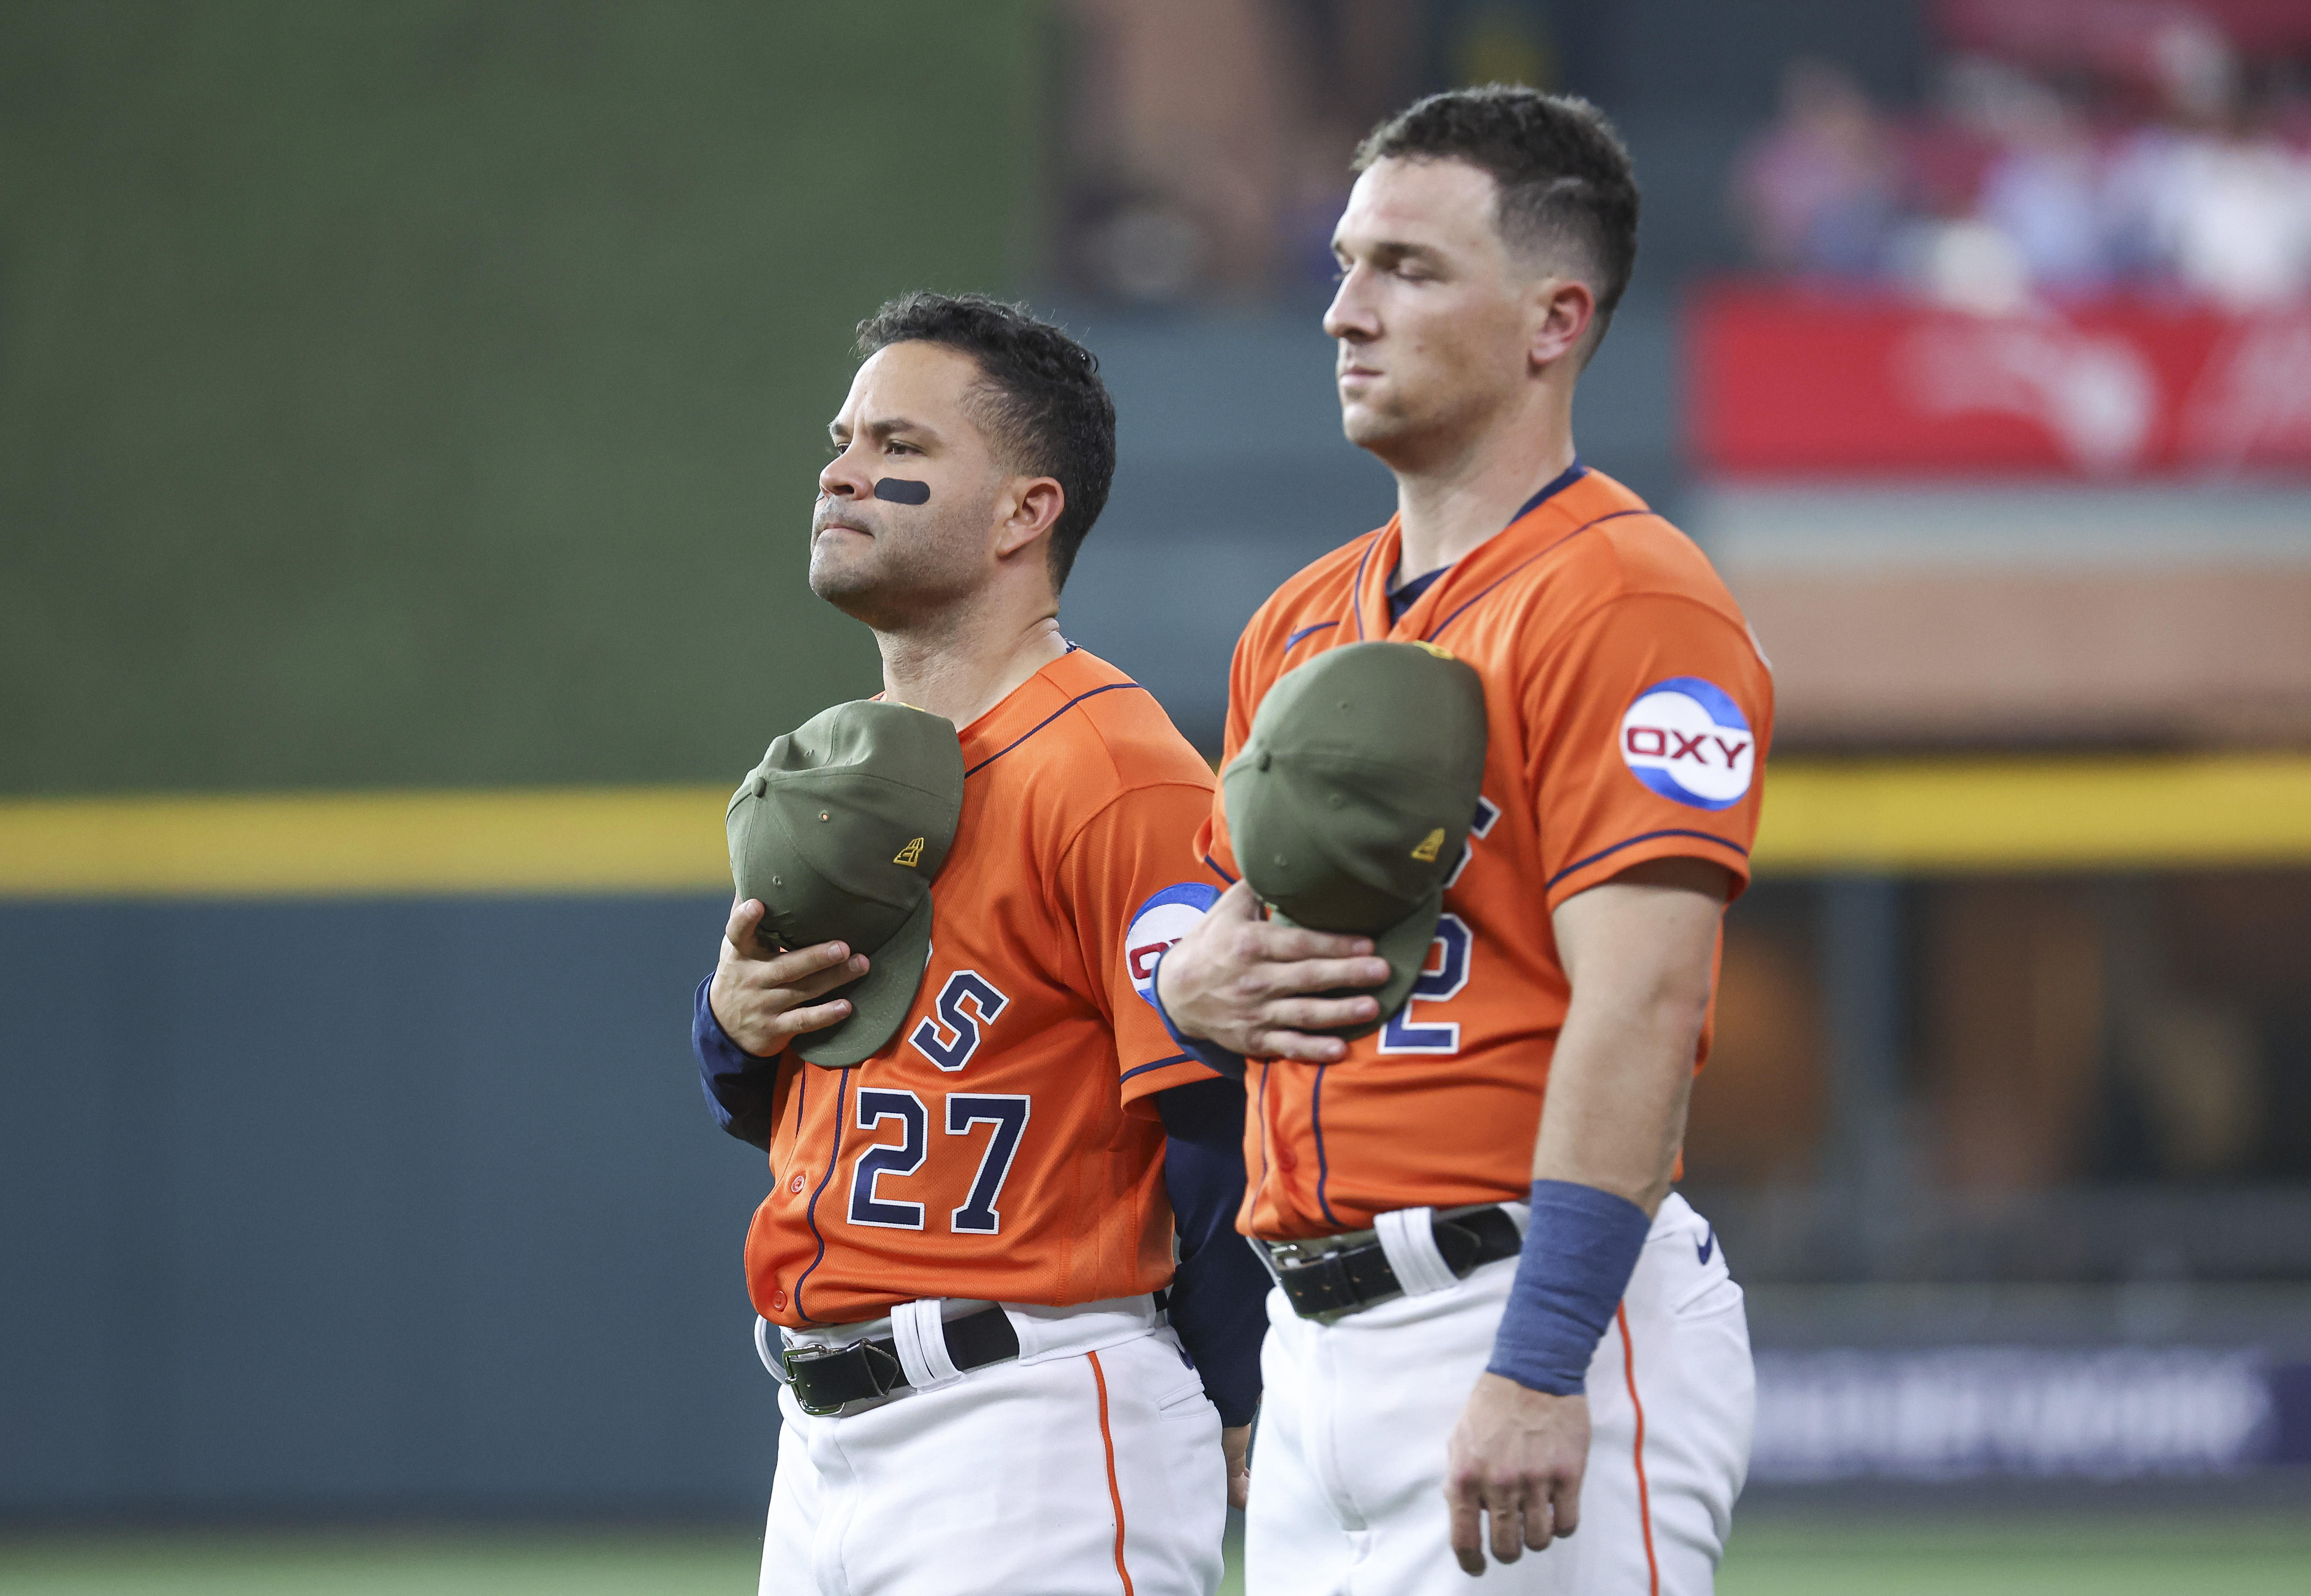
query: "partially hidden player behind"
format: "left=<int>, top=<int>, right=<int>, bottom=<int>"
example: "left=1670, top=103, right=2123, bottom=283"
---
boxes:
left=1150, top=90, right=1773, bottom=1593
left=691, top=293, right=1271, bottom=1596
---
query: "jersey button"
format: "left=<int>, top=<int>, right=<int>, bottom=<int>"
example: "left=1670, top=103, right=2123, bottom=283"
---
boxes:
left=788, top=1172, right=807, bottom=1195
left=771, top=1287, right=788, bottom=1311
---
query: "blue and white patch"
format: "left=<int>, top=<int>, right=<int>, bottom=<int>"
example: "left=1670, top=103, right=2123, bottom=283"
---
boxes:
left=1620, top=677, right=1755, bottom=811
left=1125, top=882, right=1220, bottom=1004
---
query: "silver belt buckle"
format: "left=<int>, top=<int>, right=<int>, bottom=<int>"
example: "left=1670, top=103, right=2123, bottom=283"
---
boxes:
left=782, top=1335, right=902, bottom=1418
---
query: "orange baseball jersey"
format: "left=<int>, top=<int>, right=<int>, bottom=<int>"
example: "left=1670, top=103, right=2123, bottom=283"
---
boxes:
left=749, top=647, right=1223, bottom=1327
left=1196, top=466, right=1775, bottom=1241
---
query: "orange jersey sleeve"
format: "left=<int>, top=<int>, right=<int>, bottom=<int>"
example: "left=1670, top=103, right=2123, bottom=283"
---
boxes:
left=1201, top=468, right=1775, bottom=1239
left=1523, top=590, right=1770, bottom=910
left=1059, top=779, right=1233, bottom=1106
left=746, top=649, right=1224, bottom=1326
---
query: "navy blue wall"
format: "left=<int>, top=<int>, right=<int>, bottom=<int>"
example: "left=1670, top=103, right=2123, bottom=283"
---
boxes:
left=0, top=895, right=773, bottom=1518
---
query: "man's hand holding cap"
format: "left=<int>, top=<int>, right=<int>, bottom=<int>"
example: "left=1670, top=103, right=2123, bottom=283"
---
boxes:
left=725, top=700, right=964, bottom=1067
left=1220, top=641, right=1488, bottom=1040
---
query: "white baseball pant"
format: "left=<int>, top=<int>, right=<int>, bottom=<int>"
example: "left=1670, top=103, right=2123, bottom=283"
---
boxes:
left=1245, top=1192, right=1753, bottom=1596
left=761, top=1294, right=1228, bottom=1596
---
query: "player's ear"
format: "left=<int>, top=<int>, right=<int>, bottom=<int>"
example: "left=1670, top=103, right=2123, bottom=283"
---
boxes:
left=992, top=476, right=1065, bottom=561
left=1527, top=277, right=1595, bottom=371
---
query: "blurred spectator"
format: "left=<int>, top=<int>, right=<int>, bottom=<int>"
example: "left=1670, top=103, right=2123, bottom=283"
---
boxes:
left=2119, top=117, right=2311, bottom=309
left=1977, top=80, right=2109, bottom=292
left=2106, top=25, right=2311, bottom=309
left=1733, top=59, right=1906, bottom=278
left=1734, top=18, right=2311, bottom=311
left=1051, top=0, right=1426, bottom=303
left=1056, top=0, right=1302, bottom=302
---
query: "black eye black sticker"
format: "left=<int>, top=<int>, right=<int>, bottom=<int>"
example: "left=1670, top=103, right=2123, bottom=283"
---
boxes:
left=873, top=478, right=931, bottom=506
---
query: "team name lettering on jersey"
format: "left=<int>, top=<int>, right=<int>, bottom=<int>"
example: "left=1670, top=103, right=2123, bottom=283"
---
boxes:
left=909, top=970, right=1009, bottom=1072
left=1443, top=796, right=1502, bottom=889
left=1125, top=883, right=1222, bottom=1002
left=1619, top=676, right=1755, bottom=812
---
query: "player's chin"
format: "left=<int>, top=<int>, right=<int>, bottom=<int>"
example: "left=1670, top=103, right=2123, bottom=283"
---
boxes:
left=1338, top=402, right=1403, bottom=450
left=806, top=546, right=877, bottom=604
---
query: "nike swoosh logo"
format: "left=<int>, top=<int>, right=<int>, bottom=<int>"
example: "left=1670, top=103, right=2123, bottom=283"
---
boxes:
left=1696, top=1228, right=1715, bottom=1266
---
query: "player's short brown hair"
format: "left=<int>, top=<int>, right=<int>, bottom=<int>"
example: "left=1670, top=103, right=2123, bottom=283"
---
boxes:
left=855, top=292, right=1117, bottom=592
left=1355, top=86, right=1640, bottom=353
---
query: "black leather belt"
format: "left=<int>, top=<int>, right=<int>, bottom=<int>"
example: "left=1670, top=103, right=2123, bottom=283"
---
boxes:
left=780, top=1306, right=1020, bottom=1417
left=1265, top=1205, right=1523, bottom=1318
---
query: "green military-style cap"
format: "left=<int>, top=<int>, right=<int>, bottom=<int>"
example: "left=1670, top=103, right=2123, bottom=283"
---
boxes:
left=1222, top=641, right=1488, bottom=1040
left=727, top=700, right=964, bottom=1068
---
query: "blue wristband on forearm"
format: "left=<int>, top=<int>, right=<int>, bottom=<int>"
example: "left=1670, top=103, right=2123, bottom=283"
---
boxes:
left=1486, top=1179, right=1653, bottom=1397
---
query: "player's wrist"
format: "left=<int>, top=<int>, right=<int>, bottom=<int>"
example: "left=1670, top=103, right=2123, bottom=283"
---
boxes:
left=700, top=976, right=782, bottom=1063
left=1485, top=1179, right=1651, bottom=1397
left=1148, top=948, right=1249, bottom=1078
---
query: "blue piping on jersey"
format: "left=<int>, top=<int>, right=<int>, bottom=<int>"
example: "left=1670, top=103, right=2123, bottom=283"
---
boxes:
left=964, top=682, right=1149, bottom=778
left=1348, top=536, right=1381, bottom=640
left=1120, top=1053, right=1194, bottom=1084
left=791, top=1066, right=851, bottom=1324
left=1202, top=852, right=1238, bottom=886
left=1253, top=1059, right=1273, bottom=1211
left=1542, top=828, right=1751, bottom=892
left=1365, top=462, right=1591, bottom=638
left=1508, top=460, right=1588, bottom=526
left=1282, top=620, right=1339, bottom=652
left=1426, top=509, right=1654, bottom=644
left=1309, top=1063, right=1341, bottom=1228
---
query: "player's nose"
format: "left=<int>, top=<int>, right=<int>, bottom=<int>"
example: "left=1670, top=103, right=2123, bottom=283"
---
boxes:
left=819, top=447, right=869, bottom=500
left=1322, top=266, right=1379, bottom=342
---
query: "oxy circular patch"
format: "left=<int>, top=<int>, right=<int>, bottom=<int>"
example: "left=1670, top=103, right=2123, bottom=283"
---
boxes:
left=1620, top=677, right=1755, bottom=811
left=1125, top=882, right=1220, bottom=1003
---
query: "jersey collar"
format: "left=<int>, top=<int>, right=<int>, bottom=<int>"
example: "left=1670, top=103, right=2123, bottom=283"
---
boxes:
left=952, top=644, right=1111, bottom=775
left=1351, top=460, right=1629, bottom=643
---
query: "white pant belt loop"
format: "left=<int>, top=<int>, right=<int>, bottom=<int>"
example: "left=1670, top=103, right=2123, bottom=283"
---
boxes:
left=1376, top=1207, right=1462, bottom=1295
left=890, top=1298, right=965, bottom=1389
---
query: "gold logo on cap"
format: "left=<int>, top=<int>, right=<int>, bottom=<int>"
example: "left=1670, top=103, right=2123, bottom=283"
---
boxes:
left=893, top=836, right=926, bottom=867
left=1410, top=827, right=1445, bottom=862
left=1411, top=642, right=1456, bottom=661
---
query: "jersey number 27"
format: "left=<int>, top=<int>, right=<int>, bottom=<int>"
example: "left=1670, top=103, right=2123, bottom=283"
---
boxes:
left=850, top=972, right=1027, bottom=1233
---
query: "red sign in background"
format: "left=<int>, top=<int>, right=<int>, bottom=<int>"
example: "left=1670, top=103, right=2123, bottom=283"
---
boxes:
left=1688, top=284, right=2311, bottom=478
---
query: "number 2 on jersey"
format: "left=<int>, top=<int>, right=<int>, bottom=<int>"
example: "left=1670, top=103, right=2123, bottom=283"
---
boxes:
left=1378, top=913, right=1472, bottom=1054
left=1383, top=797, right=1497, bottom=1056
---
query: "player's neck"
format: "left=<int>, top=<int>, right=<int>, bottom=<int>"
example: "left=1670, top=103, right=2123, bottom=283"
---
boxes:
left=1389, top=390, right=1576, bottom=585
left=874, top=601, right=1069, bottom=732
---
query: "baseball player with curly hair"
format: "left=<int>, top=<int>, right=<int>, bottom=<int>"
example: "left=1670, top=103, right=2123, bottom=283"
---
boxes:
left=692, top=293, right=1269, bottom=1596
left=1154, top=89, right=1772, bottom=1594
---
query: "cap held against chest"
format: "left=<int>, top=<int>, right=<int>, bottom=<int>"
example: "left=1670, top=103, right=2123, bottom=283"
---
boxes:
left=726, top=701, right=964, bottom=1068
left=1223, top=640, right=1488, bottom=1039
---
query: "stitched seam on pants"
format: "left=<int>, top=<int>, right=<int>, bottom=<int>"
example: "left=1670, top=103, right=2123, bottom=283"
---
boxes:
left=1088, top=1350, right=1136, bottom=1596
left=1618, top=1305, right=1659, bottom=1596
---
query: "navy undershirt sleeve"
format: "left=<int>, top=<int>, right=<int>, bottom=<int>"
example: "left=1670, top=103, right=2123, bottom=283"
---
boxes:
left=691, top=975, right=783, bottom=1151
left=1155, top=1074, right=1267, bottom=1427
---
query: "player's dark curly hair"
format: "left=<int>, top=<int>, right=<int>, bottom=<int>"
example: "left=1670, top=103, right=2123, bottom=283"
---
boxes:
left=1355, top=86, right=1640, bottom=355
left=855, top=292, right=1117, bottom=592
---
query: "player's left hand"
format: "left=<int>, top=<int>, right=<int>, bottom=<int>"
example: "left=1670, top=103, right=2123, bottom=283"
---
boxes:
left=1154, top=880, right=1391, bottom=1061
left=1222, top=1423, right=1252, bottom=1511
left=1442, top=1372, right=1586, bottom=1576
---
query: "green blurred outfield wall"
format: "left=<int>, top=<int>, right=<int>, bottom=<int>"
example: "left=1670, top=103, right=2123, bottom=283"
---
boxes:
left=0, top=1, right=1041, bottom=795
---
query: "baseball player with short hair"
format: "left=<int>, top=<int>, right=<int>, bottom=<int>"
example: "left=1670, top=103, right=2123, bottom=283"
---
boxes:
left=692, top=293, right=1268, bottom=1596
left=1152, top=89, right=1772, bottom=1593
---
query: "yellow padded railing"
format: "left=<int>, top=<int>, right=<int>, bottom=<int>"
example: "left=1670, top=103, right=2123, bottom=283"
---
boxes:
left=1, top=753, right=2308, bottom=897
